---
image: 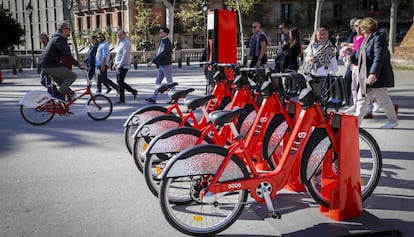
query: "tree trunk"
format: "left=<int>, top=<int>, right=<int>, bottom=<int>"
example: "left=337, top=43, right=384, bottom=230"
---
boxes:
left=389, top=0, right=399, bottom=54
left=63, top=0, right=79, bottom=59
left=161, top=0, right=174, bottom=43
left=314, top=0, right=324, bottom=31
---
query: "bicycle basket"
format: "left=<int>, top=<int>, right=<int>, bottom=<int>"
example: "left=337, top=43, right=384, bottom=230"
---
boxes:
left=270, top=72, right=307, bottom=98
left=307, top=75, right=349, bottom=109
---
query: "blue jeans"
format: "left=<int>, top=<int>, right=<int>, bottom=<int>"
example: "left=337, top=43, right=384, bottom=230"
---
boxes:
left=151, top=64, right=174, bottom=100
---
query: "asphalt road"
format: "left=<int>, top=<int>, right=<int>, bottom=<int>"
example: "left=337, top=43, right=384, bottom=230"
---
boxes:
left=0, top=65, right=413, bottom=237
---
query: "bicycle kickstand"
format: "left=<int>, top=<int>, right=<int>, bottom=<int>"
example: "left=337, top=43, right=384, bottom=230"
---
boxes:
left=262, top=187, right=282, bottom=219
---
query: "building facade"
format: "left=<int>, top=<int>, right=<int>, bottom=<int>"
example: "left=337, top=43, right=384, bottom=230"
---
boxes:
left=1, top=0, right=66, bottom=53
left=2, top=0, right=413, bottom=53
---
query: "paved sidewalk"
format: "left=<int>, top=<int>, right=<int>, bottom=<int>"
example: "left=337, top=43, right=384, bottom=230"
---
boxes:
left=0, top=65, right=413, bottom=236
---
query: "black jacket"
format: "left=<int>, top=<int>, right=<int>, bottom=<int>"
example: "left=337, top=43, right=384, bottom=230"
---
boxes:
left=153, top=37, right=173, bottom=66
left=41, top=33, right=79, bottom=68
left=361, top=31, right=394, bottom=88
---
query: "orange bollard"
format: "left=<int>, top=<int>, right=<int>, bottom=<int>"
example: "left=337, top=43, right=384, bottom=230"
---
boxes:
left=320, top=114, right=362, bottom=220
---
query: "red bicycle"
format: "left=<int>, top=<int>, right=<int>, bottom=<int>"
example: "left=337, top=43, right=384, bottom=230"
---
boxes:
left=132, top=67, right=263, bottom=173
left=20, top=71, right=113, bottom=125
left=157, top=73, right=382, bottom=236
left=123, top=63, right=236, bottom=154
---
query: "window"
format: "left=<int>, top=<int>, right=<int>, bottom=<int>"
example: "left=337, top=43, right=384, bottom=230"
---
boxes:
left=77, top=17, right=82, bottom=32
left=281, top=4, right=292, bottom=23
left=106, top=13, right=112, bottom=27
left=96, top=14, right=101, bottom=28
left=333, top=4, right=342, bottom=18
left=87, top=16, right=91, bottom=29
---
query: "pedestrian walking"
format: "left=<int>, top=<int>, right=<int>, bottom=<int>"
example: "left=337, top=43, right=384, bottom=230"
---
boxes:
left=280, top=27, right=302, bottom=72
left=84, top=35, right=98, bottom=81
left=249, top=21, right=269, bottom=68
left=145, top=27, right=174, bottom=104
left=301, top=28, right=338, bottom=76
left=114, top=29, right=137, bottom=104
left=354, top=17, right=398, bottom=128
left=95, top=33, right=119, bottom=94
left=41, top=22, right=85, bottom=101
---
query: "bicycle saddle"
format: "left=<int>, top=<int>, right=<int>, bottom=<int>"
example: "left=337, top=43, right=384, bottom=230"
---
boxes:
left=157, top=82, right=179, bottom=94
left=169, top=88, right=195, bottom=101
left=184, top=94, right=214, bottom=110
left=208, top=108, right=245, bottom=126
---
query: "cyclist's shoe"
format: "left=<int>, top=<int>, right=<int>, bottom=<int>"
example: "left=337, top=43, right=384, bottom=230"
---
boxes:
left=52, top=92, right=66, bottom=101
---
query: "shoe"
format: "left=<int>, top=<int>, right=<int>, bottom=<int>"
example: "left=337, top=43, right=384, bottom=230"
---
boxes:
left=105, top=88, right=112, bottom=94
left=380, top=122, right=398, bottom=129
left=116, top=101, right=125, bottom=104
left=52, top=92, right=66, bottom=101
left=363, top=113, right=373, bottom=119
left=145, top=98, right=156, bottom=104
left=96, top=91, right=101, bottom=94
left=132, top=90, right=138, bottom=100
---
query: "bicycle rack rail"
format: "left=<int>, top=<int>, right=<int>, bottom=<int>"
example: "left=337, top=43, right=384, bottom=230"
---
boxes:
left=320, top=114, right=363, bottom=220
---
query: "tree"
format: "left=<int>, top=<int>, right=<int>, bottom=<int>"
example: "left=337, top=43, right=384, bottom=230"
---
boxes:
left=388, top=0, right=399, bottom=54
left=63, top=0, right=79, bottom=59
left=0, top=6, right=24, bottom=52
left=313, top=0, right=324, bottom=31
left=175, top=0, right=205, bottom=33
left=135, top=0, right=161, bottom=42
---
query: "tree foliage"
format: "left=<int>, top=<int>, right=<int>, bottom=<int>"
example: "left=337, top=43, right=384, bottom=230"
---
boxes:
left=134, top=0, right=161, bottom=40
left=223, top=0, right=263, bottom=14
left=0, top=6, right=24, bottom=51
left=175, top=0, right=205, bottom=33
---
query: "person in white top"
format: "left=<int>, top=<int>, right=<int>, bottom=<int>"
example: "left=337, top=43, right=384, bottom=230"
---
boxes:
left=302, top=28, right=338, bottom=76
left=114, top=30, right=137, bottom=104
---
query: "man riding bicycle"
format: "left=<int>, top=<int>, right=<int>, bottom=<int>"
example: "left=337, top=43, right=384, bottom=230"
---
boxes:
left=41, top=22, right=85, bottom=101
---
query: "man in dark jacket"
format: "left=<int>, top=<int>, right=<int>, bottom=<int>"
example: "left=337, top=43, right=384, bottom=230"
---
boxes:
left=41, top=22, right=85, bottom=100
left=84, top=35, right=98, bottom=81
left=145, top=27, right=174, bottom=104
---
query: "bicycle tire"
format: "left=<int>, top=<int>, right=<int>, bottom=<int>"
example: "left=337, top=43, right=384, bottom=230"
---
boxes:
left=143, top=127, right=214, bottom=198
left=86, top=94, right=113, bottom=120
left=159, top=145, right=249, bottom=236
left=124, top=106, right=168, bottom=154
left=261, top=114, right=290, bottom=170
left=132, top=115, right=187, bottom=173
left=301, top=128, right=382, bottom=207
left=20, top=100, right=55, bottom=125
left=235, top=103, right=257, bottom=137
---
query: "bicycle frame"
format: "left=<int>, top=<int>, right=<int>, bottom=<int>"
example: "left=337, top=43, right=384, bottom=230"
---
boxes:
left=202, top=96, right=339, bottom=203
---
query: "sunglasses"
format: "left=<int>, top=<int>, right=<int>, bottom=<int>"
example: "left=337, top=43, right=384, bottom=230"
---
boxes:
left=97, top=36, right=103, bottom=39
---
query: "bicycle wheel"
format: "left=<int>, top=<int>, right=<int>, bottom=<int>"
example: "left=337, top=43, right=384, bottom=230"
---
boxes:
left=301, top=128, right=382, bottom=207
left=159, top=145, right=249, bottom=236
left=235, top=103, right=257, bottom=137
left=144, top=127, right=214, bottom=198
left=132, top=115, right=186, bottom=173
left=261, top=114, right=290, bottom=169
left=124, top=106, right=168, bottom=154
left=86, top=94, right=113, bottom=120
left=20, top=101, right=55, bottom=125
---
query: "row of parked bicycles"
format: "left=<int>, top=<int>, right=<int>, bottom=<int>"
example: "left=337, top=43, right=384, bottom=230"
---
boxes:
left=122, top=64, right=382, bottom=236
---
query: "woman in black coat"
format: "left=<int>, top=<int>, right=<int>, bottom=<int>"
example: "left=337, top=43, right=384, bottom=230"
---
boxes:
left=282, top=27, right=302, bottom=72
left=355, top=17, right=398, bottom=128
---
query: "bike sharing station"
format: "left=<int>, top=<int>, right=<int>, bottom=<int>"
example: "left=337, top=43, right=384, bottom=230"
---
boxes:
left=190, top=8, right=399, bottom=237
